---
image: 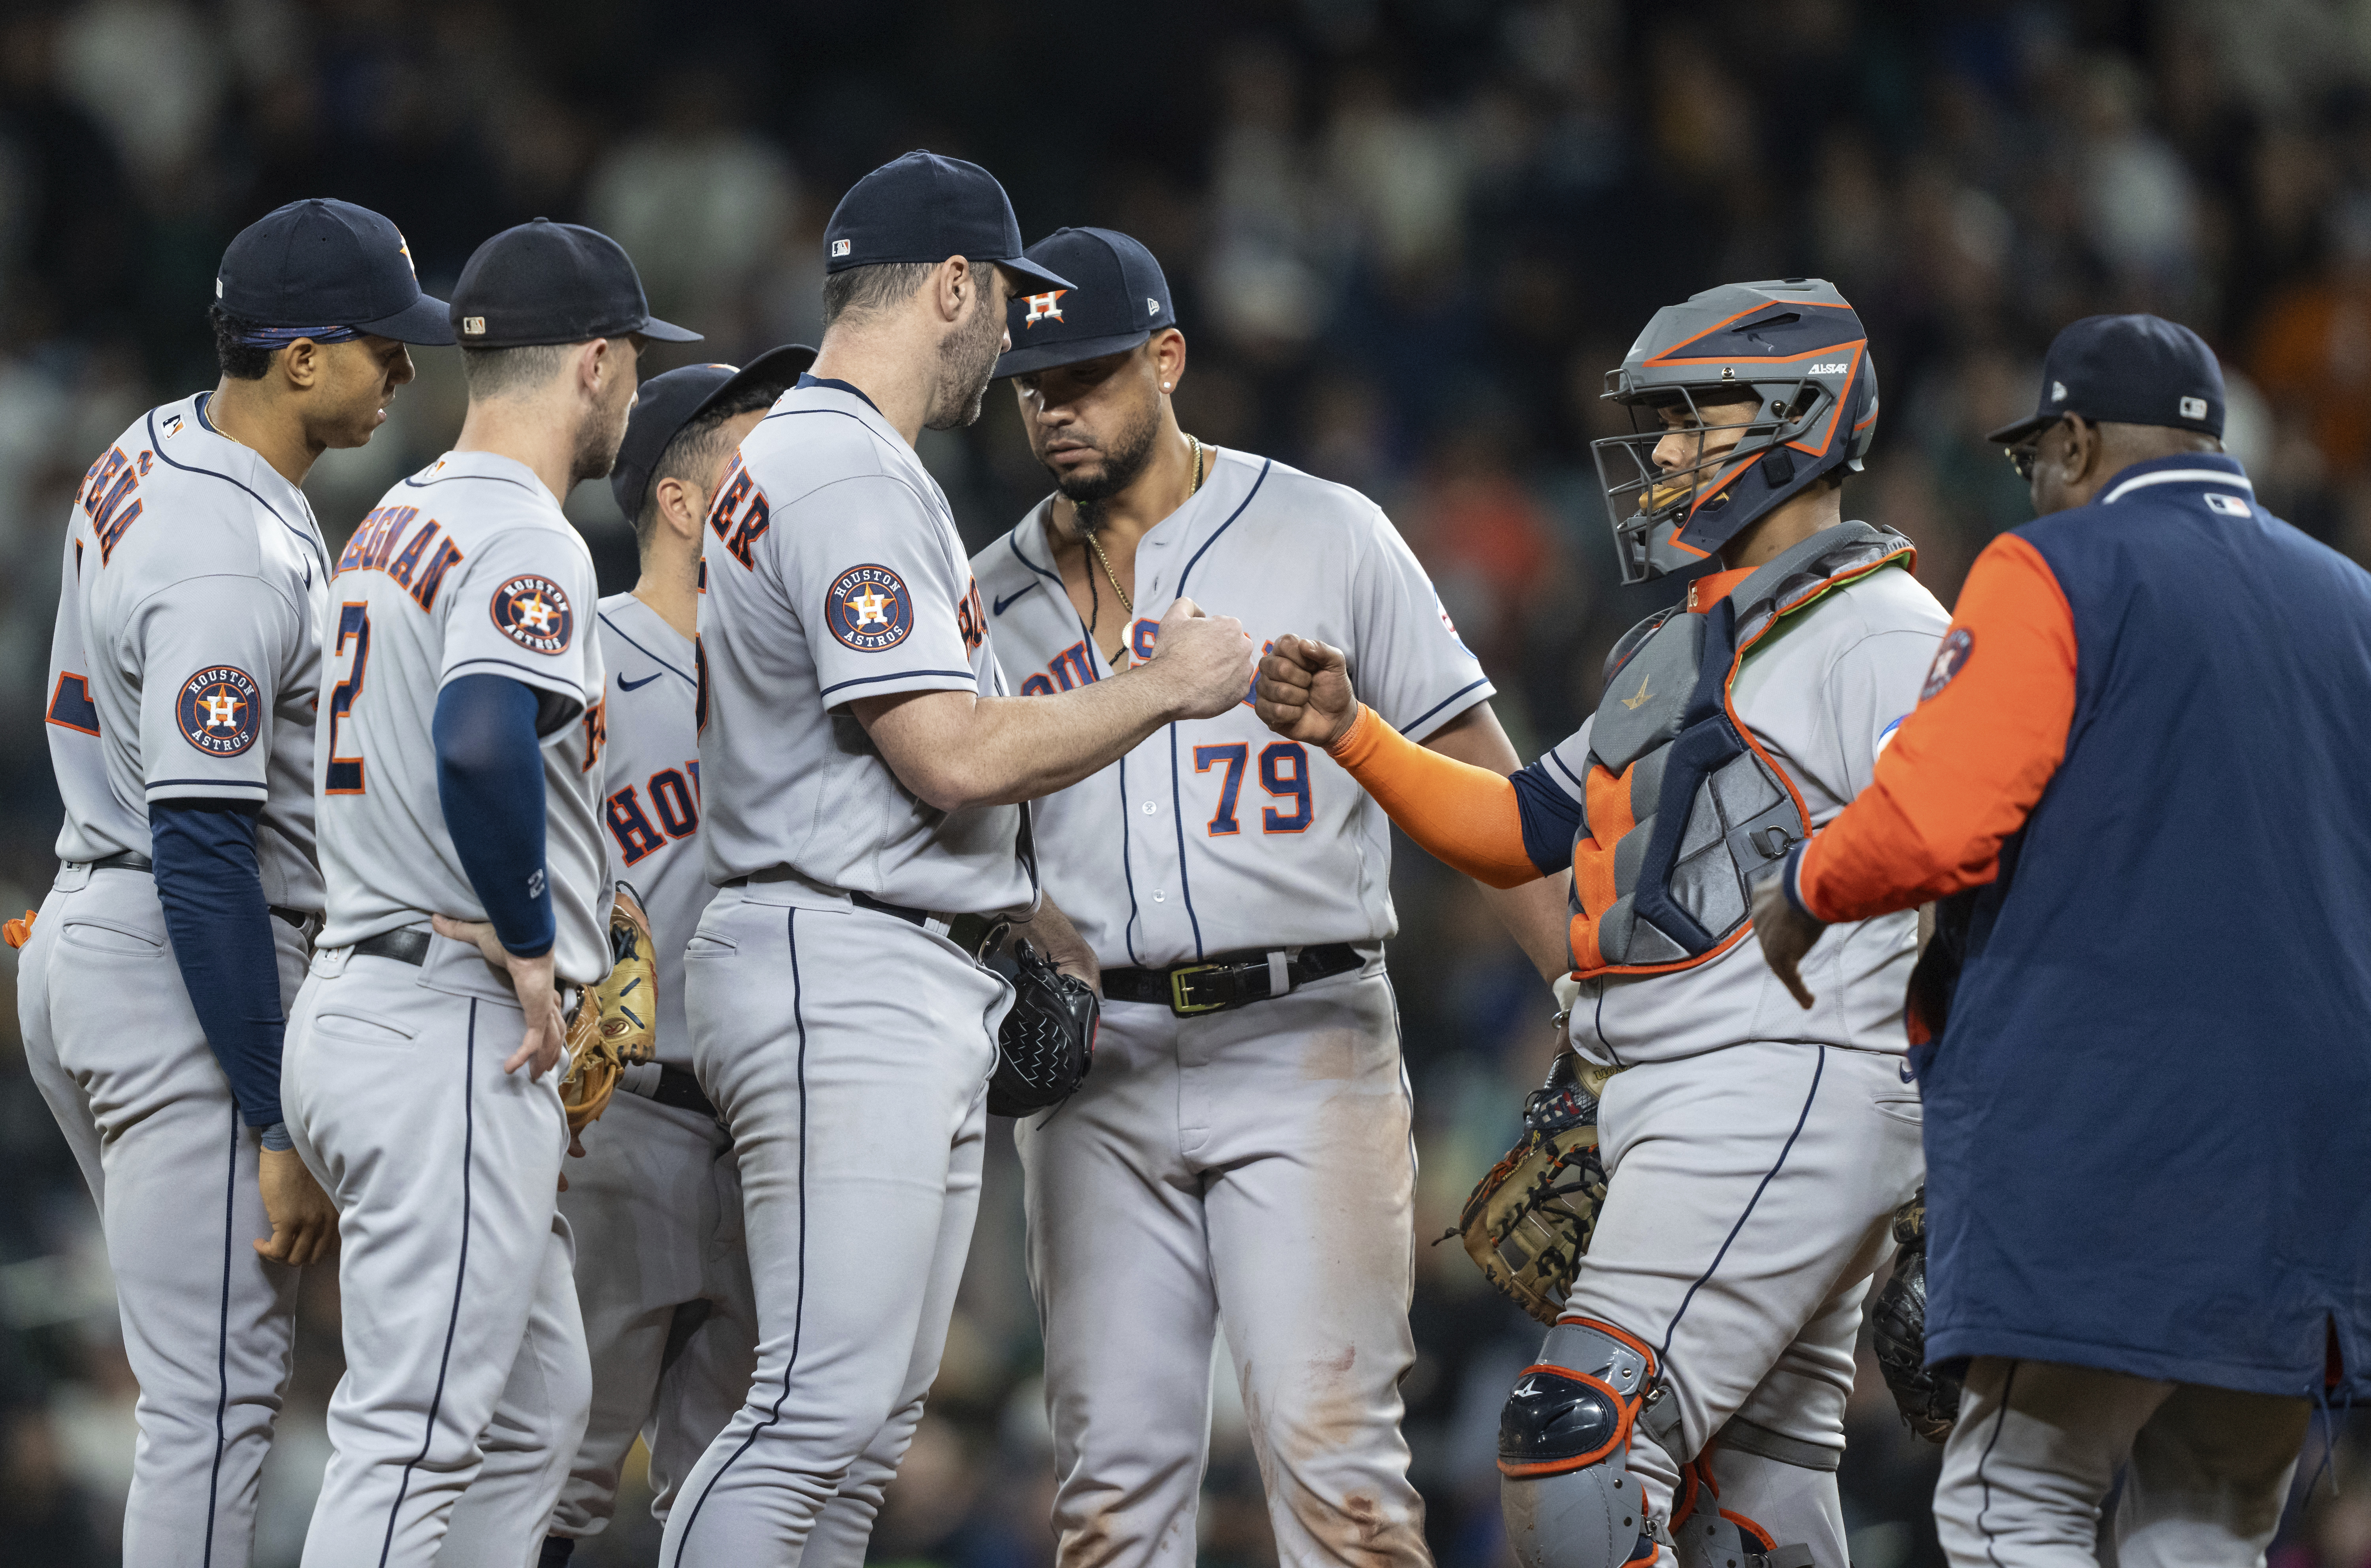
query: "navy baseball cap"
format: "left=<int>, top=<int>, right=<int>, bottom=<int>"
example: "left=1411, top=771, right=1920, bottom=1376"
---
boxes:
left=993, top=227, right=1176, bottom=379
left=1988, top=314, right=2226, bottom=445
left=610, top=344, right=816, bottom=523
left=824, top=151, right=1072, bottom=295
left=216, top=198, right=454, bottom=345
left=449, top=219, right=700, bottom=349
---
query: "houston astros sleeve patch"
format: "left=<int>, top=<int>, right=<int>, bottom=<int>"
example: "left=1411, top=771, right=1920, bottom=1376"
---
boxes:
left=178, top=665, right=262, bottom=755
left=827, top=565, right=914, bottom=651
left=491, top=575, right=575, bottom=655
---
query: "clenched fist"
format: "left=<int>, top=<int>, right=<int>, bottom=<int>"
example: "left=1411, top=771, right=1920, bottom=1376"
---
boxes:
left=1255, top=633, right=1359, bottom=748
left=1143, top=596, right=1257, bottom=720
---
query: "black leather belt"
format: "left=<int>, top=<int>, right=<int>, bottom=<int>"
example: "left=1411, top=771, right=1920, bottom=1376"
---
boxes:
left=1103, top=943, right=1364, bottom=1016
left=87, top=851, right=313, bottom=932
left=353, top=928, right=433, bottom=966
left=633, top=1065, right=718, bottom=1120
left=719, top=868, right=1008, bottom=961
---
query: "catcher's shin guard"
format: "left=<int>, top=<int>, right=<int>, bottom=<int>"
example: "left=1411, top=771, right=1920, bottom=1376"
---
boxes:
left=1498, top=1318, right=1666, bottom=1568
left=1669, top=1456, right=1815, bottom=1568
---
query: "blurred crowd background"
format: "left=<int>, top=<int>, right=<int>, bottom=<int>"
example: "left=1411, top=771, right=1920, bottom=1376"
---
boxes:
left=4, top=0, right=2371, bottom=1564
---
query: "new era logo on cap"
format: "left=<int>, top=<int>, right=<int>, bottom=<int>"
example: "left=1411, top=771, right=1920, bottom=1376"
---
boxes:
left=2180, top=395, right=2208, bottom=420
left=1148, top=296, right=1160, bottom=316
left=2051, top=381, right=2067, bottom=402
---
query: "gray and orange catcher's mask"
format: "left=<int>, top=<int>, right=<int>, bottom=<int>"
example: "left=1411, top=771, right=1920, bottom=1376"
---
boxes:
left=1592, top=278, right=1880, bottom=585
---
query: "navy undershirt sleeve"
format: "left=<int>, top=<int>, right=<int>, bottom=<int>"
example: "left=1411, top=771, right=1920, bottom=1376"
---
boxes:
left=433, top=674, right=553, bottom=957
left=151, top=799, right=285, bottom=1131
left=1510, top=759, right=1585, bottom=880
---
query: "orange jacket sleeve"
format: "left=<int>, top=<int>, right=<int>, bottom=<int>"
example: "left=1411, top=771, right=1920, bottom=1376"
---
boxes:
left=1327, top=705, right=1540, bottom=889
left=1793, top=532, right=2079, bottom=923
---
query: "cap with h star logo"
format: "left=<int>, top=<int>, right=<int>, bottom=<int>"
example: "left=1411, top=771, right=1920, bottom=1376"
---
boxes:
left=993, top=226, right=1176, bottom=379
left=1988, top=313, right=2226, bottom=445
left=215, top=197, right=456, bottom=346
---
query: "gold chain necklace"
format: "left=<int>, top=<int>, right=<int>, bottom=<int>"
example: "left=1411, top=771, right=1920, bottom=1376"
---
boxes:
left=1082, top=435, right=1202, bottom=618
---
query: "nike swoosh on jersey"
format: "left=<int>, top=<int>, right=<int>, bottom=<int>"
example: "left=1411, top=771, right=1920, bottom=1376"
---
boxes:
left=619, top=671, right=665, bottom=691
left=993, top=582, right=1044, bottom=616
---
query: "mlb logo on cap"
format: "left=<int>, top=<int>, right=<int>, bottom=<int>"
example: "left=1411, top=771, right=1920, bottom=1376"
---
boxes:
left=832, top=239, right=851, bottom=258
left=2181, top=395, right=2208, bottom=420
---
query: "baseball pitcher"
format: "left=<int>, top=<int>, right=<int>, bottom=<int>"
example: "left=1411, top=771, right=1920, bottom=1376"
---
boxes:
left=17, top=198, right=449, bottom=1568
left=1260, top=281, right=1944, bottom=1568
left=665, top=153, right=1255, bottom=1568
left=284, top=220, right=697, bottom=1568
left=974, top=225, right=1571, bottom=1568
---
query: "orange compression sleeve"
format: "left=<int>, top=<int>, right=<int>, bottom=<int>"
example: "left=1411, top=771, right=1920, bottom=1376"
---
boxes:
left=1796, top=531, right=2079, bottom=923
left=1327, top=705, right=1540, bottom=889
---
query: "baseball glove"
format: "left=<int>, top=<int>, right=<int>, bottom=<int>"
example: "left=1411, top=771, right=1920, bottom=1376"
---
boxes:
left=560, top=886, right=658, bottom=1136
left=1452, top=1046, right=1618, bottom=1325
left=987, top=939, right=1098, bottom=1118
left=1872, top=1187, right=1962, bottom=1441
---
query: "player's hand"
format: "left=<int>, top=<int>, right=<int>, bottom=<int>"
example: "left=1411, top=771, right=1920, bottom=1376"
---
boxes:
left=1750, top=871, right=1823, bottom=1010
left=1011, top=896, right=1101, bottom=994
left=254, top=1146, right=338, bottom=1268
left=433, top=914, right=569, bottom=1077
left=1255, top=634, right=1358, bottom=748
left=1142, top=597, right=1257, bottom=720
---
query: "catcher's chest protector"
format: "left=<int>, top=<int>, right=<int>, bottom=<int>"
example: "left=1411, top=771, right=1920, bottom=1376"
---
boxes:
left=1570, top=522, right=1915, bottom=976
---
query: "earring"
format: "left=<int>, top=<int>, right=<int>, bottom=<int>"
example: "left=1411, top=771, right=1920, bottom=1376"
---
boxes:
left=1162, top=382, right=1172, bottom=391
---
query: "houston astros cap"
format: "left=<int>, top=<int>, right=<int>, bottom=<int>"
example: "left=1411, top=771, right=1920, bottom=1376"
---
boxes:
left=610, top=344, right=817, bottom=523
left=993, top=227, right=1176, bottom=379
left=215, top=198, right=454, bottom=345
left=823, top=151, right=1072, bottom=295
left=1989, top=313, right=2226, bottom=445
left=449, top=219, right=700, bottom=348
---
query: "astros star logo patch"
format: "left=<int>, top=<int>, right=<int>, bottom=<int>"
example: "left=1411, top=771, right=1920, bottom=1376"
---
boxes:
left=177, top=665, right=262, bottom=756
left=1921, top=627, right=1973, bottom=701
left=826, top=564, right=914, bottom=651
left=490, top=574, right=575, bottom=655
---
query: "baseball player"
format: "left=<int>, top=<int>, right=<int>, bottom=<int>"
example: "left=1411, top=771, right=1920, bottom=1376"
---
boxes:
left=1260, top=281, right=1945, bottom=1568
left=972, top=225, right=1571, bottom=1568
left=283, top=219, right=698, bottom=1568
left=539, top=344, right=814, bottom=1567
left=666, top=152, right=1257, bottom=1568
left=1755, top=316, right=2371, bottom=1568
left=15, top=198, right=450, bottom=1568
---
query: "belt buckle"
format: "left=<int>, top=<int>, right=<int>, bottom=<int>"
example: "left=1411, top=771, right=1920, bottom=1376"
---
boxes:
left=1169, top=963, right=1231, bottom=1016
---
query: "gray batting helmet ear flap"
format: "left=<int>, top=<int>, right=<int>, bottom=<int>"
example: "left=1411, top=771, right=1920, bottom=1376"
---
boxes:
left=1591, top=279, right=1879, bottom=585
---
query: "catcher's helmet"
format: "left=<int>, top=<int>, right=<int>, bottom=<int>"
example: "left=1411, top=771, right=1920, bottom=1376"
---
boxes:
left=1593, top=279, right=1879, bottom=584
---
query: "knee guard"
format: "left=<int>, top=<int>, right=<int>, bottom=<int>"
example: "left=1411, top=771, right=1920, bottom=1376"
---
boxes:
left=1497, top=1317, right=1665, bottom=1568
left=1668, top=1455, right=1815, bottom=1568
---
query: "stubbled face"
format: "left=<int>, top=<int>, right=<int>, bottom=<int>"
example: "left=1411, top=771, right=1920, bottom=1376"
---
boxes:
left=312, top=335, right=417, bottom=449
left=1012, top=343, right=1163, bottom=529
left=1647, top=394, right=1762, bottom=514
left=926, top=268, right=1013, bottom=432
left=572, top=335, right=645, bottom=487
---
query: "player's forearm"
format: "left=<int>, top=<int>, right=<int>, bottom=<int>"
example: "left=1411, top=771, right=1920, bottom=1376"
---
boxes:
left=151, top=799, right=288, bottom=1133
left=433, top=675, right=554, bottom=956
left=865, top=666, right=1199, bottom=812
left=1419, top=705, right=1574, bottom=976
left=1328, top=706, right=1540, bottom=889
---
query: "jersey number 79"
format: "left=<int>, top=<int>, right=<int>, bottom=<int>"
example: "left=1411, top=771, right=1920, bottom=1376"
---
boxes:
left=1192, top=742, right=1312, bottom=836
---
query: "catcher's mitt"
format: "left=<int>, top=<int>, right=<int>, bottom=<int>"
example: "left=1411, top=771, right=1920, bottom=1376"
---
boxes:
left=1451, top=1044, right=1617, bottom=1324
left=561, top=886, right=658, bottom=1136
left=988, top=940, right=1098, bottom=1118
left=1872, top=1187, right=1961, bottom=1441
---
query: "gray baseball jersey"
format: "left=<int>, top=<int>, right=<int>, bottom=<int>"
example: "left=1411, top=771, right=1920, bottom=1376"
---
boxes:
left=972, top=447, right=1489, bottom=967
left=695, top=379, right=1031, bottom=916
left=44, top=391, right=328, bottom=907
left=314, top=450, right=609, bottom=983
left=594, top=592, right=705, bottom=1069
